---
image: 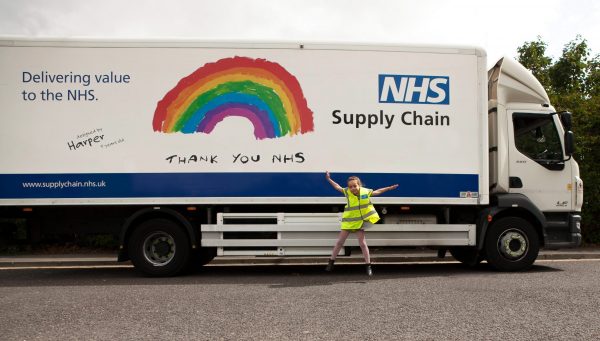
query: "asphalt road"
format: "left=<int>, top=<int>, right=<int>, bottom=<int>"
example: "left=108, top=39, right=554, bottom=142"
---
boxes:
left=1, top=260, right=599, bottom=340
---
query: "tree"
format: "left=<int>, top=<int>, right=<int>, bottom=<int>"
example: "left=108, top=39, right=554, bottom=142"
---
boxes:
left=517, top=36, right=552, bottom=89
left=586, top=54, right=600, bottom=97
left=549, top=36, right=589, bottom=96
left=517, top=36, right=600, bottom=244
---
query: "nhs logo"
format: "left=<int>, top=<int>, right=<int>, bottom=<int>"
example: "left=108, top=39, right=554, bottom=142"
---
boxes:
left=378, top=75, right=450, bottom=104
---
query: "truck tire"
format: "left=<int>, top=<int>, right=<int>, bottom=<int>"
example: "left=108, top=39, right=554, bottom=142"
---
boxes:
left=128, top=218, right=191, bottom=277
left=449, top=247, right=483, bottom=267
left=191, top=247, right=217, bottom=267
left=484, top=217, right=539, bottom=271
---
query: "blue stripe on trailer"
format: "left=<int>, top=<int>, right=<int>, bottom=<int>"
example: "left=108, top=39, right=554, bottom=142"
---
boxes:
left=0, top=172, right=478, bottom=199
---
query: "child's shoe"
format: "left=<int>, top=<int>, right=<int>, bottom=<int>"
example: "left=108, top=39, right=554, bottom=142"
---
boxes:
left=325, top=259, right=335, bottom=272
left=366, top=264, right=373, bottom=277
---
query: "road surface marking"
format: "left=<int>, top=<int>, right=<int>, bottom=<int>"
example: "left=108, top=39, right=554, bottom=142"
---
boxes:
left=1, top=258, right=599, bottom=270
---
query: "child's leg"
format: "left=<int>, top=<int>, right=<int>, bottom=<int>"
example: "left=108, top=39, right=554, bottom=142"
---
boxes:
left=330, top=230, right=351, bottom=260
left=356, top=229, right=371, bottom=264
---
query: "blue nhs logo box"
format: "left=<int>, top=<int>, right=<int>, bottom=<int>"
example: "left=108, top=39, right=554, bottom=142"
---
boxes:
left=378, top=75, right=450, bottom=104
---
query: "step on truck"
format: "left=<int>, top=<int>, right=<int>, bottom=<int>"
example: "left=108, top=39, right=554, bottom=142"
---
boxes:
left=0, top=39, right=583, bottom=276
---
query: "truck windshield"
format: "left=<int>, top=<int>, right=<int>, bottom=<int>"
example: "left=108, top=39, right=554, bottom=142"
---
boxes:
left=513, top=113, right=564, bottom=170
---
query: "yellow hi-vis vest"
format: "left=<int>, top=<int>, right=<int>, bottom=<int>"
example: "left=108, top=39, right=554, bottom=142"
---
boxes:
left=341, top=187, right=380, bottom=230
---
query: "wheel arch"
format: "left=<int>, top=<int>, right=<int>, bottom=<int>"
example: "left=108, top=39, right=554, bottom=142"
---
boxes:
left=118, top=207, right=198, bottom=262
left=477, top=194, right=546, bottom=250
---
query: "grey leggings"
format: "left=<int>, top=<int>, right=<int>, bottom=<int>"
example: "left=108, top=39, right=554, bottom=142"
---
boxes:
left=330, top=228, right=370, bottom=264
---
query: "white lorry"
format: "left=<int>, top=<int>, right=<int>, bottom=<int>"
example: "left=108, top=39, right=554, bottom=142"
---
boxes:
left=0, top=39, right=583, bottom=276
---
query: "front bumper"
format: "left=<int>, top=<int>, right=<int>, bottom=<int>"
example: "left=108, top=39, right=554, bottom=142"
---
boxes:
left=544, top=213, right=582, bottom=249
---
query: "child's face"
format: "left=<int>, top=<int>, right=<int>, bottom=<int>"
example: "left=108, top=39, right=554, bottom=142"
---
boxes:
left=348, top=180, right=360, bottom=196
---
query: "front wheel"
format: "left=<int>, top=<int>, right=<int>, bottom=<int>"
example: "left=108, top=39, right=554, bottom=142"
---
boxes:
left=484, top=217, right=539, bottom=271
left=128, top=218, right=191, bottom=277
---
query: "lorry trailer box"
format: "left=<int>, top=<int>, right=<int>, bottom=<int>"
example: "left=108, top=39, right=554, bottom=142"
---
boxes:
left=0, top=41, right=487, bottom=206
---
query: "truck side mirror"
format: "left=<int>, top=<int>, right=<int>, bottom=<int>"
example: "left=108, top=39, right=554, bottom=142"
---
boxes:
left=560, top=112, right=572, bottom=131
left=564, top=131, right=574, bottom=156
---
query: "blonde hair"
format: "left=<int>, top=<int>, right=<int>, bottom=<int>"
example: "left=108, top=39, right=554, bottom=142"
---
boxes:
left=347, top=176, right=362, bottom=186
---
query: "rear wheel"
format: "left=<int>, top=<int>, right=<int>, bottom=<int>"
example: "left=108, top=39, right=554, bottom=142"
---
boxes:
left=485, top=217, right=539, bottom=271
left=190, top=247, right=217, bottom=267
left=128, top=218, right=190, bottom=277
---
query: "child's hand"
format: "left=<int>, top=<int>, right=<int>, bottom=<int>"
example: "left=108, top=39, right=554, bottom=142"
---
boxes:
left=325, top=171, right=331, bottom=180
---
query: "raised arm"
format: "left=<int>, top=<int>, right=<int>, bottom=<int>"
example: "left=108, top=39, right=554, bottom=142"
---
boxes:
left=325, top=171, right=344, bottom=193
left=371, top=184, right=399, bottom=196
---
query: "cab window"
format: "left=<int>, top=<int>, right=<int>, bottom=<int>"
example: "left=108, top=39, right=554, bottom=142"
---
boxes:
left=513, top=113, right=564, bottom=170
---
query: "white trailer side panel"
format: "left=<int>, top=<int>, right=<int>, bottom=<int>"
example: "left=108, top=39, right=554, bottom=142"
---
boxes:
left=0, top=40, right=488, bottom=205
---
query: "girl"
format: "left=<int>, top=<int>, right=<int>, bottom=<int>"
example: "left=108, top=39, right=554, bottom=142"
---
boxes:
left=325, top=171, right=398, bottom=276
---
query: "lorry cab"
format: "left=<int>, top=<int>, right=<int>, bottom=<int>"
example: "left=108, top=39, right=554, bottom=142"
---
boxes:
left=488, top=57, right=582, bottom=250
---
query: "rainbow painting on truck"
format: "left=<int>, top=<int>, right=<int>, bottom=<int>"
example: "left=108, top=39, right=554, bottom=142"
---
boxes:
left=153, top=56, right=314, bottom=139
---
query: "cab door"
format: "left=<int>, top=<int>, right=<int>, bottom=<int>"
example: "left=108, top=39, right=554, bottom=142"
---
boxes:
left=507, top=111, right=572, bottom=212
